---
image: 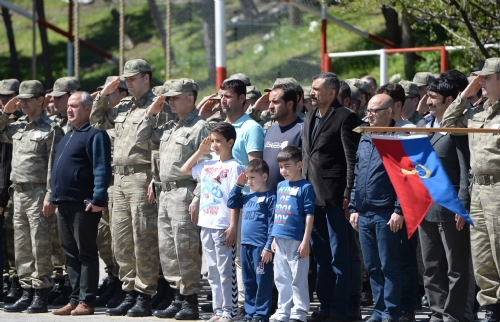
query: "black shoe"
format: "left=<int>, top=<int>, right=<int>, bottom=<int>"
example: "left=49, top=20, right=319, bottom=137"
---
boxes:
left=365, top=317, right=381, bottom=322
left=106, top=280, right=126, bottom=308
left=127, top=293, right=153, bottom=317
left=48, top=278, right=64, bottom=304
left=152, top=277, right=167, bottom=309
left=106, top=291, right=137, bottom=316
left=4, top=288, right=34, bottom=312
left=174, top=293, right=199, bottom=320
left=52, top=275, right=72, bottom=305
left=156, top=284, right=175, bottom=310
left=421, top=295, right=429, bottom=307
left=360, top=292, right=373, bottom=306
left=201, top=302, right=214, bottom=312
left=153, top=290, right=184, bottom=318
left=398, top=312, right=415, bottom=322
left=481, top=305, right=500, bottom=322
left=97, top=276, right=109, bottom=296
left=95, top=275, right=119, bottom=307
left=27, top=288, right=49, bottom=313
left=2, top=275, right=10, bottom=299
left=3, top=276, right=23, bottom=303
left=349, top=312, right=362, bottom=321
left=381, top=319, right=395, bottom=322
left=308, top=314, right=328, bottom=322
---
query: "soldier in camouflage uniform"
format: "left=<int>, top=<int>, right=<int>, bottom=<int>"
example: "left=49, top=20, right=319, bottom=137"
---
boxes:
left=399, top=80, right=423, bottom=125
left=0, top=80, right=64, bottom=313
left=346, top=78, right=372, bottom=119
left=441, top=57, right=500, bottom=322
left=90, top=59, right=171, bottom=317
left=135, top=79, right=210, bottom=320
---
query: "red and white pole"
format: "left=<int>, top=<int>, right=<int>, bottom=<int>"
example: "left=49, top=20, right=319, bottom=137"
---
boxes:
left=320, top=6, right=330, bottom=72
left=215, top=0, right=226, bottom=91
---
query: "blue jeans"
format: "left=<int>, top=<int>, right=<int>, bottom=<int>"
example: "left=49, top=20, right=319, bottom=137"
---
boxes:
left=400, top=223, right=418, bottom=313
left=350, top=228, right=362, bottom=311
left=311, top=206, right=351, bottom=319
left=0, top=211, right=4, bottom=280
left=358, top=213, right=402, bottom=321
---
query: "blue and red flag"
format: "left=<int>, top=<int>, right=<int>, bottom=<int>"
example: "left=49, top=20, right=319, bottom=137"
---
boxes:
left=371, top=134, right=473, bottom=237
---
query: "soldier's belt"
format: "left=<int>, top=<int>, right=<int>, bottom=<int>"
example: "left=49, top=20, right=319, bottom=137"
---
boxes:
left=114, top=164, right=151, bottom=175
left=160, top=179, right=196, bottom=192
left=11, top=182, right=45, bottom=193
left=474, top=174, right=500, bottom=185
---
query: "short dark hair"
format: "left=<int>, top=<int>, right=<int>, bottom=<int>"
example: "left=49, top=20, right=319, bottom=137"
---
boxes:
left=277, top=145, right=302, bottom=164
left=338, top=81, right=351, bottom=103
left=440, top=70, right=468, bottom=92
left=312, top=72, right=340, bottom=94
left=208, top=122, right=236, bottom=143
left=376, top=83, right=406, bottom=105
left=427, top=78, right=459, bottom=102
left=220, top=79, right=246, bottom=98
left=273, top=84, right=297, bottom=112
left=140, top=71, right=153, bottom=82
left=244, top=159, right=269, bottom=176
left=362, top=75, right=377, bottom=89
left=118, top=88, right=129, bottom=96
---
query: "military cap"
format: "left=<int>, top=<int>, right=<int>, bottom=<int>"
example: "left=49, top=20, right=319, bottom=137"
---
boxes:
left=52, top=77, right=80, bottom=97
left=97, top=76, right=127, bottom=91
left=264, top=77, right=303, bottom=93
left=473, top=58, right=500, bottom=76
left=209, top=90, right=223, bottom=101
left=345, top=78, right=371, bottom=94
left=349, top=85, right=362, bottom=101
left=228, top=73, right=251, bottom=86
left=303, top=86, right=311, bottom=100
left=152, top=85, right=168, bottom=96
left=246, top=86, right=261, bottom=100
left=18, top=80, right=45, bottom=99
left=413, top=72, right=435, bottom=87
left=399, top=80, right=420, bottom=97
left=121, top=59, right=152, bottom=78
left=163, top=79, right=199, bottom=97
left=0, top=79, right=20, bottom=95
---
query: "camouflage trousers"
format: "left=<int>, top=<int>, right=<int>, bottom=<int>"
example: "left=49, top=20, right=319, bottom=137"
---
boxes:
left=470, top=183, right=500, bottom=306
left=158, top=186, right=201, bottom=295
left=113, top=170, right=159, bottom=296
left=13, top=185, right=55, bottom=289
left=51, top=219, right=66, bottom=280
left=97, top=184, right=119, bottom=277
left=2, top=199, right=16, bottom=277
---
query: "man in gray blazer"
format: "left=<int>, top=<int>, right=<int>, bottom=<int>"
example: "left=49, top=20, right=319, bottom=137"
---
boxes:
left=417, top=75, right=472, bottom=322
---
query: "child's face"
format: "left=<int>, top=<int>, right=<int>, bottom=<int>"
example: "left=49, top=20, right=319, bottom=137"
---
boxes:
left=210, top=132, right=233, bottom=156
left=279, top=160, right=303, bottom=181
left=245, top=171, right=268, bottom=192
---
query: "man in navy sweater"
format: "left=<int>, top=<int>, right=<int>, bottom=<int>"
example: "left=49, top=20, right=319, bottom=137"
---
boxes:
left=50, top=91, right=112, bottom=316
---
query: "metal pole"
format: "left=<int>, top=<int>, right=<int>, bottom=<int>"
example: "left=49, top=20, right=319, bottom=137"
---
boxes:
left=215, top=0, right=226, bottom=90
left=67, top=0, right=73, bottom=76
left=440, top=46, right=448, bottom=72
left=31, top=0, right=36, bottom=79
left=166, top=0, right=171, bottom=80
left=320, top=6, right=328, bottom=72
left=73, top=0, right=79, bottom=80
left=119, top=0, right=124, bottom=74
left=380, top=50, right=388, bottom=86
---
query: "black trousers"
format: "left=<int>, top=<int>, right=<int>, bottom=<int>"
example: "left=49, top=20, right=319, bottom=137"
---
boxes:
left=57, top=201, right=101, bottom=306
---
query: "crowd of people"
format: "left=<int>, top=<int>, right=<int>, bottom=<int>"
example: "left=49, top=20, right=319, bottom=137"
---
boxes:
left=0, top=56, right=499, bottom=322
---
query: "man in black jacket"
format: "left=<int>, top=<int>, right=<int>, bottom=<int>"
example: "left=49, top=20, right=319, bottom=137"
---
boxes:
left=302, top=72, right=360, bottom=322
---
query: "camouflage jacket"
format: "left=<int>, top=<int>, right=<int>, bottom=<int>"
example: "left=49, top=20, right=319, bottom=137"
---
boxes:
left=442, top=95, right=500, bottom=175
left=90, top=90, right=172, bottom=166
left=50, top=114, right=70, bottom=134
left=0, top=111, right=64, bottom=201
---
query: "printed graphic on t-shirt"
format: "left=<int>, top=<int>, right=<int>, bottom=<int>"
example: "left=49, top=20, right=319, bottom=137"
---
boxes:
left=242, top=197, right=266, bottom=221
left=275, top=185, right=297, bottom=225
left=264, top=140, right=288, bottom=149
left=201, top=166, right=229, bottom=215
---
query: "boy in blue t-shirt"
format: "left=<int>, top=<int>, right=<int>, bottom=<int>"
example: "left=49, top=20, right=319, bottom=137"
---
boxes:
left=227, top=159, right=276, bottom=322
left=270, top=146, right=315, bottom=322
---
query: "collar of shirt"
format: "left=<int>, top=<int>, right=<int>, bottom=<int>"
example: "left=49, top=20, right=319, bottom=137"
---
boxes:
left=69, top=120, right=92, bottom=132
left=132, top=89, right=153, bottom=108
left=178, top=108, right=199, bottom=125
left=230, top=113, right=252, bottom=128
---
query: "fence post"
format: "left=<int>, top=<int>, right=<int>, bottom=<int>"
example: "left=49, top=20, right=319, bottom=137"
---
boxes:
left=215, top=0, right=226, bottom=90
left=380, top=49, right=388, bottom=86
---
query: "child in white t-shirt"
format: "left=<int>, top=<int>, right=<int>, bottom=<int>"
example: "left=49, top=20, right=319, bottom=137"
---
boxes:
left=181, top=122, right=243, bottom=322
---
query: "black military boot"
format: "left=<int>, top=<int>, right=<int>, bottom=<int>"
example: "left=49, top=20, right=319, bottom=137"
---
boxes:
left=106, top=291, right=137, bottom=316
left=97, top=275, right=109, bottom=296
left=48, top=278, right=64, bottom=304
left=481, top=305, right=500, bottom=322
left=348, top=294, right=362, bottom=321
left=3, top=276, right=23, bottom=303
left=174, top=293, right=199, bottom=320
left=2, top=275, right=10, bottom=299
left=4, top=288, right=34, bottom=312
left=152, top=277, right=167, bottom=309
left=95, top=275, right=119, bottom=307
left=156, top=283, right=175, bottom=310
left=127, top=292, right=153, bottom=317
left=26, top=288, right=49, bottom=313
left=52, top=274, right=72, bottom=305
left=153, top=289, right=184, bottom=318
left=106, top=279, right=126, bottom=308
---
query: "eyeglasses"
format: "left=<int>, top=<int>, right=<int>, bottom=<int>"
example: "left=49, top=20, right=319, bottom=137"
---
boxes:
left=366, top=107, right=390, bottom=115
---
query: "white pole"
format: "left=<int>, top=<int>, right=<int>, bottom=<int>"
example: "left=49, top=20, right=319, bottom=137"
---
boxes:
left=380, top=49, right=388, bottom=86
left=215, top=0, right=226, bottom=90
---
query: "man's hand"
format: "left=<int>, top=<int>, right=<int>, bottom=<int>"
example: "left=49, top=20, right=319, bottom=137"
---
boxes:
left=189, top=202, right=199, bottom=224
left=147, top=183, right=155, bottom=204
left=43, top=201, right=55, bottom=217
left=85, top=203, right=104, bottom=212
left=0, top=207, right=4, bottom=215
left=236, top=173, right=247, bottom=187
left=461, top=76, right=482, bottom=99
left=43, top=94, right=52, bottom=109
left=253, top=92, right=270, bottom=111
left=455, top=214, right=466, bottom=231
left=3, top=97, right=19, bottom=114
left=147, top=96, right=166, bottom=116
left=220, top=225, right=237, bottom=249
left=343, top=197, right=350, bottom=220
left=387, top=213, right=404, bottom=232
left=261, top=249, right=273, bottom=264
left=417, top=94, right=429, bottom=115
left=100, top=77, right=121, bottom=96
left=271, top=238, right=277, bottom=252
left=198, top=98, right=219, bottom=120
left=349, top=212, right=359, bottom=232
left=297, top=241, right=310, bottom=258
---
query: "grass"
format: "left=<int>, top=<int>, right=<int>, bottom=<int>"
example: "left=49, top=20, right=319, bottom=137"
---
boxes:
left=0, top=1, right=466, bottom=99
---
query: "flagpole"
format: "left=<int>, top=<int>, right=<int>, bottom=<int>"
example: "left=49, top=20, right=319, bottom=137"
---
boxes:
left=353, top=126, right=500, bottom=134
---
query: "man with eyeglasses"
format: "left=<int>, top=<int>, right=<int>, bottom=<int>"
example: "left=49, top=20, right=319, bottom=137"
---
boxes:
left=399, top=81, right=423, bottom=125
left=0, top=80, right=64, bottom=313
